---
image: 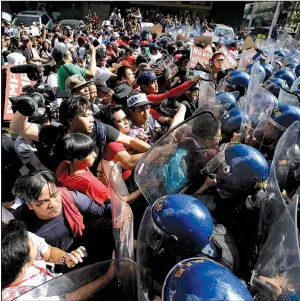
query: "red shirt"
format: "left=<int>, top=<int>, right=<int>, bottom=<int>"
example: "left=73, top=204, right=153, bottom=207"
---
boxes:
left=147, top=80, right=194, bottom=104
left=56, top=161, right=109, bottom=205
left=103, top=142, right=132, bottom=180
left=93, top=15, right=99, bottom=24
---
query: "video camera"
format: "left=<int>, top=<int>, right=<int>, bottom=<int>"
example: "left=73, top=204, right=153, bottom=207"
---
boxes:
left=9, top=64, right=70, bottom=122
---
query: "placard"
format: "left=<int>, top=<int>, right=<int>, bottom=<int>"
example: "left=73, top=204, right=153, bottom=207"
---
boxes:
left=176, top=33, right=189, bottom=41
left=241, top=36, right=256, bottom=50
left=149, top=23, right=162, bottom=34
left=194, top=35, right=212, bottom=47
left=2, top=65, right=37, bottom=121
left=218, top=45, right=238, bottom=69
left=190, top=45, right=212, bottom=69
left=238, top=48, right=257, bottom=70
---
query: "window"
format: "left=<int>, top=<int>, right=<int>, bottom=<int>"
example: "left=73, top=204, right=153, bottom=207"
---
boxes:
left=41, top=14, right=50, bottom=25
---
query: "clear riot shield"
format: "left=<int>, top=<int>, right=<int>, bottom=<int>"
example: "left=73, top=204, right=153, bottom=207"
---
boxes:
left=134, top=111, right=219, bottom=205
left=291, top=76, right=300, bottom=93
left=197, top=78, right=216, bottom=108
left=258, top=121, right=300, bottom=247
left=110, top=162, right=134, bottom=260
left=278, top=85, right=300, bottom=106
left=137, top=207, right=154, bottom=301
left=251, top=194, right=300, bottom=301
left=239, top=83, right=276, bottom=145
left=18, top=259, right=138, bottom=301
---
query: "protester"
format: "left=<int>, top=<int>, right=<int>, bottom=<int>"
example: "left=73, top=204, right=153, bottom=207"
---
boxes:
left=2, top=219, right=86, bottom=300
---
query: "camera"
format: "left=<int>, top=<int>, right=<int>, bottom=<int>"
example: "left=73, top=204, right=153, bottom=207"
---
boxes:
left=9, top=64, right=57, bottom=122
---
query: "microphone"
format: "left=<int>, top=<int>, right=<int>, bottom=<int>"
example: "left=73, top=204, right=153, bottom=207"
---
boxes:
left=10, top=64, right=42, bottom=81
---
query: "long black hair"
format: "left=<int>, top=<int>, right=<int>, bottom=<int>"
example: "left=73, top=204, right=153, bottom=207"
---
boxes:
left=62, top=133, right=98, bottom=161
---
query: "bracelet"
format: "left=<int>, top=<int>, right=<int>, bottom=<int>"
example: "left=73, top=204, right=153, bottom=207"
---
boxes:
left=61, top=253, right=70, bottom=265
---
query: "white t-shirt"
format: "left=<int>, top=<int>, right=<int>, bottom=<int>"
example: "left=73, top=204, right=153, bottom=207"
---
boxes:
left=94, top=66, right=113, bottom=85
left=6, top=52, right=26, bottom=65
left=148, top=52, right=162, bottom=65
left=2, top=232, right=60, bottom=301
left=46, top=73, right=58, bottom=89
left=78, top=46, right=86, bottom=59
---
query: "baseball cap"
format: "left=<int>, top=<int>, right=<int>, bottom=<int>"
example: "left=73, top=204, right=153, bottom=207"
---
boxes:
left=113, top=83, right=133, bottom=105
left=96, top=83, right=112, bottom=94
left=21, top=35, right=30, bottom=41
left=137, top=71, right=158, bottom=86
left=52, top=43, right=69, bottom=62
left=127, top=93, right=154, bottom=108
left=65, top=75, right=93, bottom=91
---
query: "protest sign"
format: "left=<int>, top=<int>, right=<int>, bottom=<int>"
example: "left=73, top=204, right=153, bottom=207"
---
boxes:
left=238, top=48, right=257, bottom=70
left=194, top=35, right=212, bottom=47
left=155, top=55, right=178, bottom=77
left=149, top=23, right=162, bottom=34
left=2, top=65, right=37, bottom=121
left=205, top=45, right=213, bottom=55
left=241, top=36, right=256, bottom=50
left=218, top=45, right=238, bottom=69
left=190, top=45, right=212, bottom=69
left=176, top=33, right=189, bottom=41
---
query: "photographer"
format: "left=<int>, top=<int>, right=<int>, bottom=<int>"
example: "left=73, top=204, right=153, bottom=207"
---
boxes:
left=10, top=94, right=150, bottom=175
left=51, top=43, right=96, bottom=90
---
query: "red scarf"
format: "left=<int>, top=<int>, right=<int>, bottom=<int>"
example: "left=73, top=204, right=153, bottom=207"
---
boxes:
left=59, top=187, right=85, bottom=238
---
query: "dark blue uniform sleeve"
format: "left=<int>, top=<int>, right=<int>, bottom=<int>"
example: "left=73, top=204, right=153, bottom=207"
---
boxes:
left=71, top=191, right=111, bottom=216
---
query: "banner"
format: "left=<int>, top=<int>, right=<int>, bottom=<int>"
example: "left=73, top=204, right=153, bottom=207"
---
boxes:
left=190, top=45, right=212, bottom=69
left=2, top=64, right=37, bottom=121
left=218, top=45, right=238, bottom=69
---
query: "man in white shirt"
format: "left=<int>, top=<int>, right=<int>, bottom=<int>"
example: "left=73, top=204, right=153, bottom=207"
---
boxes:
left=94, top=48, right=117, bottom=86
left=6, top=52, right=26, bottom=65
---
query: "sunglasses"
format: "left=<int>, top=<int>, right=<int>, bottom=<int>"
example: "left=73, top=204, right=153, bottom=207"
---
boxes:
left=216, top=59, right=224, bottom=62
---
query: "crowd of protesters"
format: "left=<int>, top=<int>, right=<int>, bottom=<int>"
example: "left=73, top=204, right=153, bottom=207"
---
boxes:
left=1, top=5, right=300, bottom=301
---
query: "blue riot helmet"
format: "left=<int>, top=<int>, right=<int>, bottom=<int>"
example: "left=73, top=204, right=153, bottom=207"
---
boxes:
left=293, top=89, right=300, bottom=95
left=213, top=144, right=269, bottom=196
left=216, top=92, right=238, bottom=111
left=295, top=64, right=300, bottom=78
left=286, top=62, right=297, bottom=70
left=274, top=50, right=286, bottom=57
left=190, top=32, right=195, bottom=38
left=287, top=57, right=299, bottom=65
left=163, top=257, right=253, bottom=301
left=220, top=108, right=249, bottom=140
left=263, top=77, right=289, bottom=98
left=247, top=63, right=266, bottom=84
left=194, top=25, right=199, bottom=30
left=151, top=194, right=213, bottom=252
left=225, top=71, right=250, bottom=88
left=261, top=63, right=273, bottom=80
left=251, top=90, right=278, bottom=126
left=274, top=69, right=296, bottom=88
left=271, top=105, right=300, bottom=129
